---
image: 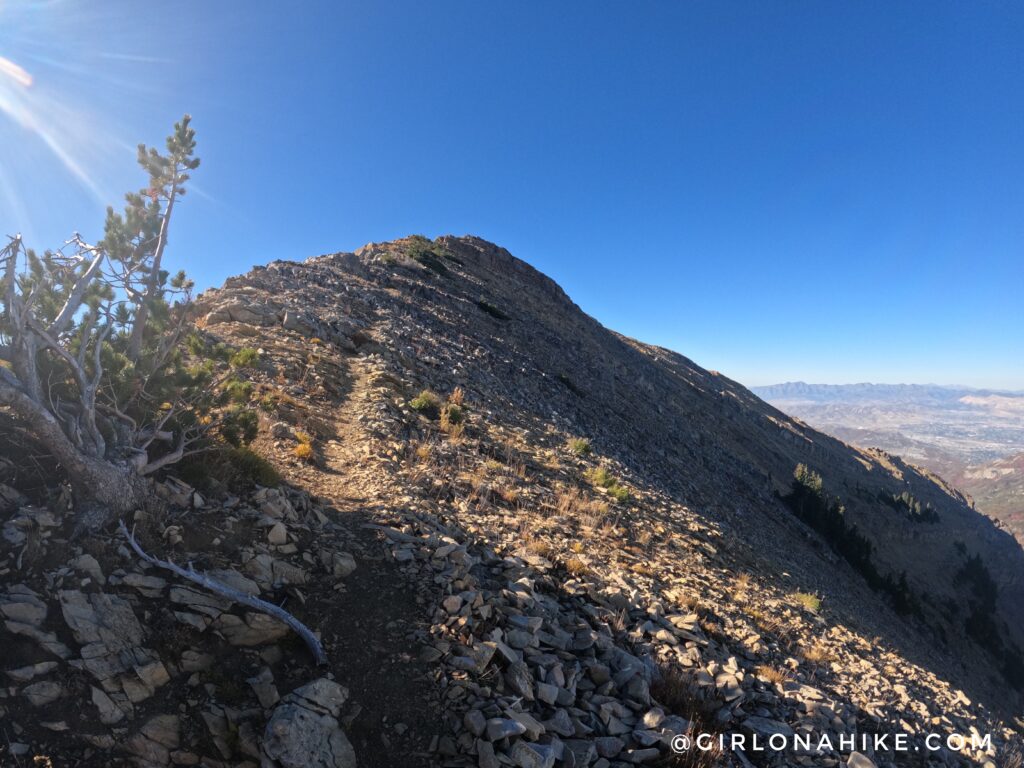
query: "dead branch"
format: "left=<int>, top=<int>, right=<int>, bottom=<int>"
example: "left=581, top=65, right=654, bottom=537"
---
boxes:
left=119, top=520, right=328, bottom=666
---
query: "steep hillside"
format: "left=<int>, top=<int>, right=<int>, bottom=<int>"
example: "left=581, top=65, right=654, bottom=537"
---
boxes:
left=196, top=236, right=1023, bottom=756
left=2, top=235, right=1021, bottom=768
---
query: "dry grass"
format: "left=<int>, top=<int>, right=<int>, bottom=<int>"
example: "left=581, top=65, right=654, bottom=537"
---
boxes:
left=293, top=442, right=314, bottom=461
left=997, top=742, right=1023, bottom=768
left=746, top=607, right=800, bottom=651
left=611, top=608, right=630, bottom=633
left=755, top=664, right=790, bottom=687
left=802, top=641, right=835, bottom=666
left=525, top=538, right=556, bottom=559
left=732, top=572, right=752, bottom=600
left=414, top=442, right=432, bottom=463
left=499, top=486, right=520, bottom=505
left=564, top=557, right=589, bottom=576
left=447, top=386, right=465, bottom=406
left=792, top=591, right=822, bottom=613
left=650, top=664, right=724, bottom=768
left=630, top=561, right=656, bottom=577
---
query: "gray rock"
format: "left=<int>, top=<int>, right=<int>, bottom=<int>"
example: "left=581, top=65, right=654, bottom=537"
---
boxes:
left=847, top=753, right=878, bottom=768
left=6, top=660, right=58, bottom=683
left=509, top=741, right=556, bottom=768
left=477, top=739, right=500, bottom=768
left=213, top=612, right=288, bottom=647
left=594, top=736, right=625, bottom=758
left=485, top=717, right=527, bottom=741
left=0, top=588, right=47, bottom=626
left=71, top=554, right=106, bottom=584
left=262, top=679, right=356, bottom=768
left=126, top=714, right=179, bottom=766
left=248, top=666, right=281, bottom=709
left=505, top=660, right=535, bottom=700
left=564, top=739, right=597, bottom=767
left=741, top=716, right=794, bottom=741
left=23, top=680, right=62, bottom=707
left=91, top=686, right=125, bottom=725
left=464, top=708, right=487, bottom=737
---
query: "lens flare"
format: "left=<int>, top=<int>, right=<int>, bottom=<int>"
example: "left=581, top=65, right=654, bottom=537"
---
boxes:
left=0, top=0, right=171, bottom=235
left=0, top=55, right=33, bottom=87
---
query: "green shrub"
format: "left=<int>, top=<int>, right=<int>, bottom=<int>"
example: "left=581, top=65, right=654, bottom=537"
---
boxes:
left=410, top=389, right=442, bottom=417
left=608, top=485, right=630, bottom=503
left=586, top=467, right=630, bottom=503
left=476, top=299, right=510, bottom=321
left=406, top=236, right=451, bottom=277
left=792, top=592, right=822, bottom=613
left=224, top=379, right=255, bottom=404
left=176, top=445, right=280, bottom=494
left=606, top=487, right=630, bottom=505
left=557, top=372, right=583, bottom=397
left=440, top=403, right=464, bottom=426
left=230, top=347, right=261, bottom=369
left=568, top=438, right=592, bottom=456
left=587, top=467, right=616, bottom=488
left=221, top=406, right=258, bottom=446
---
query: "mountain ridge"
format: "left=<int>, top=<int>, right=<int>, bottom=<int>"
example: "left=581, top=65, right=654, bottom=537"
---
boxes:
left=198, top=236, right=1024, bottom=690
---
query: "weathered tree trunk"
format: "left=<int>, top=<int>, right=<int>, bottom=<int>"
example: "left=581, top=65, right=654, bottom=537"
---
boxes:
left=0, top=382, right=152, bottom=529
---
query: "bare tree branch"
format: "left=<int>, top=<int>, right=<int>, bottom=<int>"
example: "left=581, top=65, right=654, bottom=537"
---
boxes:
left=47, top=243, right=104, bottom=337
left=119, top=521, right=328, bottom=666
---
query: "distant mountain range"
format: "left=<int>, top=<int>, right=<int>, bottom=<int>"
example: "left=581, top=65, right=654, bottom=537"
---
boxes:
left=753, top=382, right=1024, bottom=544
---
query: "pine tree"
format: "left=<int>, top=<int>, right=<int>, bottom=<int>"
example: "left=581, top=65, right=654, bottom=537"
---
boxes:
left=0, top=116, right=215, bottom=528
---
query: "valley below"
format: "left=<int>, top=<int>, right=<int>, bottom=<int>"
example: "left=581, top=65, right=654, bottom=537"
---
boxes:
left=751, top=383, right=1024, bottom=545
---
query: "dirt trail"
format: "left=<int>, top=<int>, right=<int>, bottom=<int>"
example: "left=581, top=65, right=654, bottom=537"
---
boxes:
left=284, top=354, right=445, bottom=767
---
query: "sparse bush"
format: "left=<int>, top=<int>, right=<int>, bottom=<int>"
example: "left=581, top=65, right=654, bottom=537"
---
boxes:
left=448, top=386, right=465, bottom=406
left=176, top=445, right=280, bottom=493
left=410, top=389, right=442, bottom=416
left=587, top=467, right=616, bottom=488
left=476, top=298, right=510, bottom=321
left=755, top=665, right=790, bottom=686
left=586, top=466, right=629, bottom=503
left=565, top=557, right=589, bottom=576
left=782, top=464, right=919, bottom=616
left=556, top=372, right=583, bottom=397
left=792, top=592, right=822, bottom=613
left=220, top=406, right=258, bottom=447
left=608, top=484, right=630, bottom=503
left=406, top=236, right=450, bottom=276
left=440, top=403, right=464, bottom=427
left=230, top=347, right=260, bottom=369
left=879, top=489, right=940, bottom=523
left=500, top=486, right=520, bottom=505
left=526, top=539, right=555, bottom=559
left=802, top=641, right=835, bottom=666
left=650, top=663, right=723, bottom=768
left=224, top=379, right=255, bottom=404
left=568, top=438, right=592, bottom=456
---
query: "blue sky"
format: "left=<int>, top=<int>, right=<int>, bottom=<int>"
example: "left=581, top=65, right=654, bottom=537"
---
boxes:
left=2, top=2, right=1022, bottom=389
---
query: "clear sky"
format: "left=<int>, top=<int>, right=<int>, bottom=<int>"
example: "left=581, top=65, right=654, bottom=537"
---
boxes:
left=2, top=1, right=1022, bottom=389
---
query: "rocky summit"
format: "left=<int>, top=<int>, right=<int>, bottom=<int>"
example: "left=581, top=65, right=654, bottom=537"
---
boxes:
left=1, top=235, right=1022, bottom=767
